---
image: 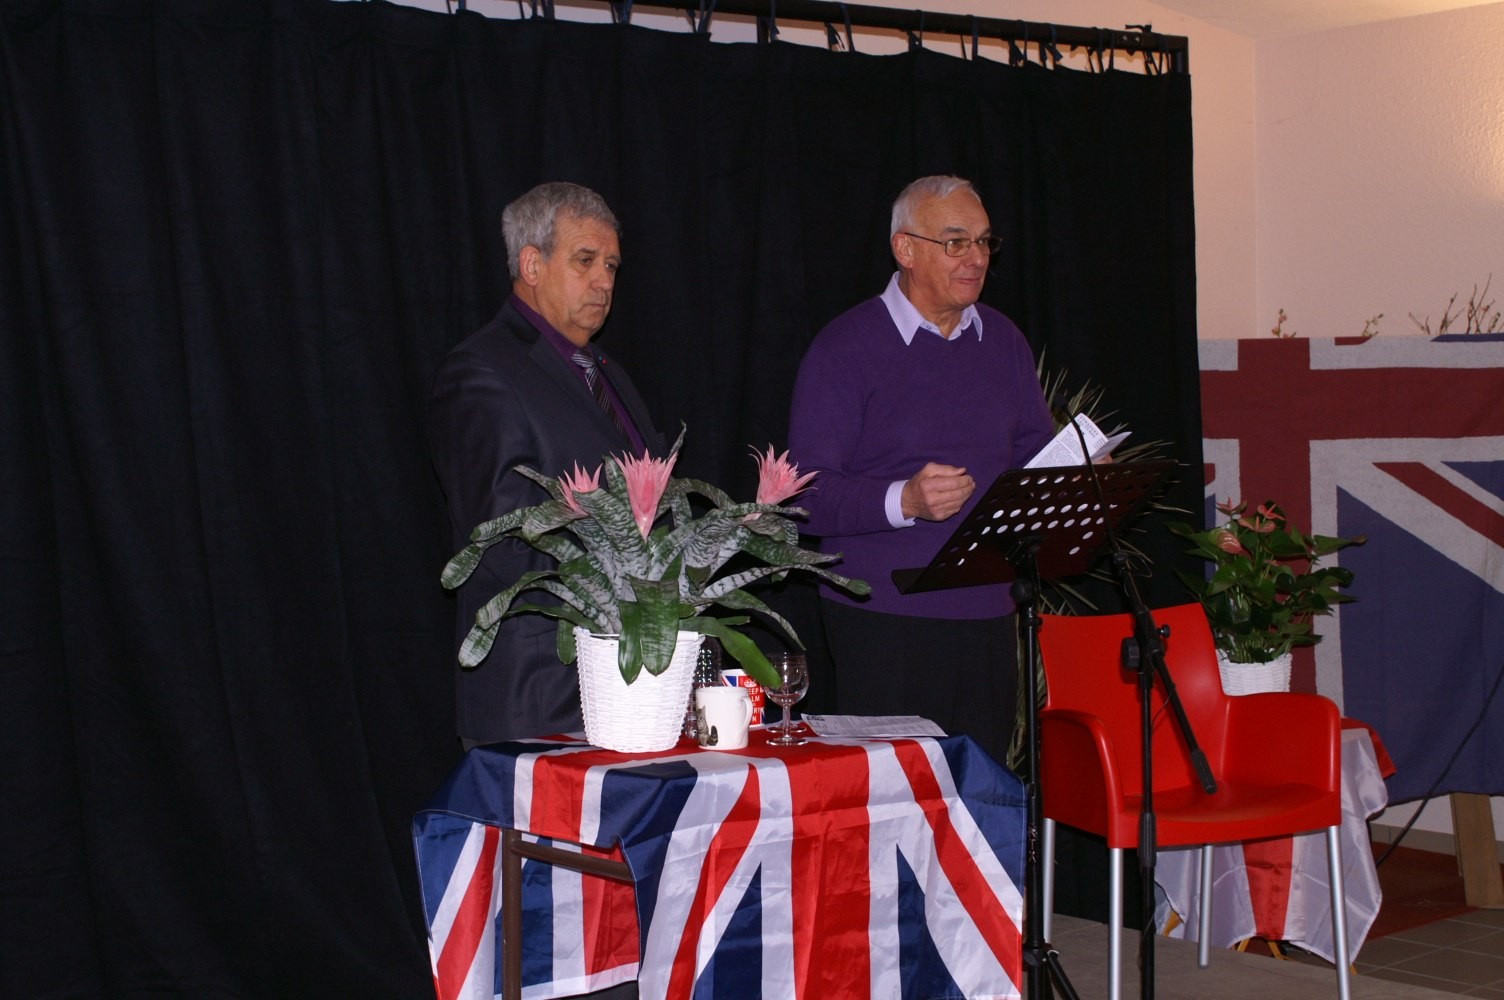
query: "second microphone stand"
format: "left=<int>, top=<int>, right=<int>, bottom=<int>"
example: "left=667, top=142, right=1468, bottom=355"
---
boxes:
left=1061, top=417, right=1217, bottom=1000
left=1111, top=547, right=1217, bottom=1000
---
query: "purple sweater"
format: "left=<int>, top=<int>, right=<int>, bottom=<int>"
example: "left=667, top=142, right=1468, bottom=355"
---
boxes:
left=788, top=295, right=1054, bottom=619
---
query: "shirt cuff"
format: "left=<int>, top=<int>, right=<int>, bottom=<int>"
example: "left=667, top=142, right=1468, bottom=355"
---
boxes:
left=885, top=480, right=916, bottom=528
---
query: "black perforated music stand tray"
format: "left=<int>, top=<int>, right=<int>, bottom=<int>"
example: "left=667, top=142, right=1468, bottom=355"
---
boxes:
left=892, top=460, right=1174, bottom=595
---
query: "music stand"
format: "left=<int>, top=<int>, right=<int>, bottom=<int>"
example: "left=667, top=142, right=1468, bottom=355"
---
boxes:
left=894, top=460, right=1173, bottom=1000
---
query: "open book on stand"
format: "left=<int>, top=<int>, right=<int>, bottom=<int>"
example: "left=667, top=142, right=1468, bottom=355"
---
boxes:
left=1024, top=412, right=1129, bottom=468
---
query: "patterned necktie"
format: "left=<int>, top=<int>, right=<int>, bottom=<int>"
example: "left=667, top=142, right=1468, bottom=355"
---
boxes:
left=571, top=349, right=629, bottom=440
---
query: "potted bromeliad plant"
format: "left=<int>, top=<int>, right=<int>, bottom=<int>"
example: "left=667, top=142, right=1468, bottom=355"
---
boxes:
left=441, top=428, right=869, bottom=751
left=1168, top=499, right=1365, bottom=694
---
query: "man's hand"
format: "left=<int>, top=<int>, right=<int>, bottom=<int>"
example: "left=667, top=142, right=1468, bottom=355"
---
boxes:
left=901, top=463, right=975, bottom=522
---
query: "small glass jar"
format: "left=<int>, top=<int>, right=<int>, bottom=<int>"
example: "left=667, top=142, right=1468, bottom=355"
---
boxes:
left=683, top=638, right=724, bottom=740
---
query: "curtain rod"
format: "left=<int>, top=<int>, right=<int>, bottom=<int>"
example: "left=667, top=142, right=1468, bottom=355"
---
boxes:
left=496, top=0, right=1189, bottom=74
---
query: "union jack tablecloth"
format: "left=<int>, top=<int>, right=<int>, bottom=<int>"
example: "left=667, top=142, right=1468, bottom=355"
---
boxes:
left=412, top=732, right=1027, bottom=1000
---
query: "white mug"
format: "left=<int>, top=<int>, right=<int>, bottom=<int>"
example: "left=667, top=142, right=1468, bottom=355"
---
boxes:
left=718, top=668, right=766, bottom=724
left=695, top=686, right=753, bottom=750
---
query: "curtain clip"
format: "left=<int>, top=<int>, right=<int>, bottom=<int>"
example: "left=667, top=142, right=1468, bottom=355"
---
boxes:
left=1044, top=25, right=1063, bottom=67
left=1007, top=20, right=1025, bottom=66
left=759, top=0, right=778, bottom=43
left=695, top=0, right=716, bottom=35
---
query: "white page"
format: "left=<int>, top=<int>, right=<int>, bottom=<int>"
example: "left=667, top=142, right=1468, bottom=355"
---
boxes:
left=800, top=714, right=948, bottom=738
left=1024, top=413, right=1130, bottom=468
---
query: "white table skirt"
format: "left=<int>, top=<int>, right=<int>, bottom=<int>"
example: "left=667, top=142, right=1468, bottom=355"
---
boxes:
left=1154, top=727, right=1389, bottom=963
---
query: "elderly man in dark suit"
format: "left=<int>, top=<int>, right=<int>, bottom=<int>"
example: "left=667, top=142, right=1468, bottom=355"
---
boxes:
left=429, top=182, right=664, bottom=750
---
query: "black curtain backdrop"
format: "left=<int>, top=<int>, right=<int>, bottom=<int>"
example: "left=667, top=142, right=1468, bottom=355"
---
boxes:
left=0, top=0, right=1201, bottom=994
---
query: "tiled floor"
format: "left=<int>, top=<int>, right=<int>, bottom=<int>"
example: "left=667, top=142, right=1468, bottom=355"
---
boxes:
left=1035, top=837, right=1504, bottom=999
left=1271, top=842, right=1504, bottom=996
left=1354, top=909, right=1504, bottom=996
left=1049, top=914, right=1465, bottom=999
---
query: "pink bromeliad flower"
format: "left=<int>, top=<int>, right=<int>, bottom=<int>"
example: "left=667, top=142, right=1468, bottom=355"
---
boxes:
left=617, top=451, right=676, bottom=537
left=752, top=445, right=817, bottom=506
left=559, top=462, right=601, bottom=516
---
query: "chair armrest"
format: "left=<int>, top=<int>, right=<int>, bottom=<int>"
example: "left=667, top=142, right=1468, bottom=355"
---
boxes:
left=1221, top=692, right=1340, bottom=791
left=1039, top=708, right=1128, bottom=837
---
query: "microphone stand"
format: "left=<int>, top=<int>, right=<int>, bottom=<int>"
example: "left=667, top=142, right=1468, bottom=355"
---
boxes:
left=1014, top=547, right=1081, bottom=1000
left=1060, top=413, right=1216, bottom=1000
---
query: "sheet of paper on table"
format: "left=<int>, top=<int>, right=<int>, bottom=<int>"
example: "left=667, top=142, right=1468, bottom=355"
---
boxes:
left=801, top=714, right=948, bottom=737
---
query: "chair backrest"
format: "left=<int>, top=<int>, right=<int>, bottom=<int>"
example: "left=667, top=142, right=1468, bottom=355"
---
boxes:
left=1037, top=602, right=1231, bottom=796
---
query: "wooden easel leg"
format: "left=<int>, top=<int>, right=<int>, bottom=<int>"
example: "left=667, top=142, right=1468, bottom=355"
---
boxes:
left=1450, top=792, right=1504, bottom=909
left=503, top=829, right=524, bottom=1000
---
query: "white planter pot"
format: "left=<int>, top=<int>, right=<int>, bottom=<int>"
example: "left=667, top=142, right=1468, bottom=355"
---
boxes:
left=1216, top=649, right=1293, bottom=695
left=574, top=628, right=703, bottom=752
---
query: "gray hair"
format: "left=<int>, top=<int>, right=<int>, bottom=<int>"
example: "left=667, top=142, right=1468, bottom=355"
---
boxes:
left=889, top=175, right=982, bottom=238
left=502, top=182, right=621, bottom=280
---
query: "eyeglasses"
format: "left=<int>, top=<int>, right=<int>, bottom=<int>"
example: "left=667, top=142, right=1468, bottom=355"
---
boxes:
left=902, top=232, right=1003, bottom=257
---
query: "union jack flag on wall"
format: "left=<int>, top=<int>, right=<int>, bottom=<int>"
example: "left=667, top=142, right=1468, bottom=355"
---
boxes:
left=1198, top=336, right=1504, bottom=802
left=413, top=734, right=1027, bottom=1000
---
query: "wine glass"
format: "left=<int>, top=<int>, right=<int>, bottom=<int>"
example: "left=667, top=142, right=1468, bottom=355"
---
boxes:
left=767, top=653, right=809, bottom=747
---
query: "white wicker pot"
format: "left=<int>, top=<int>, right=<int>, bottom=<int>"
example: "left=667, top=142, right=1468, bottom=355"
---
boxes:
left=574, top=628, right=703, bottom=752
left=1216, top=649, right=1293, bottom=695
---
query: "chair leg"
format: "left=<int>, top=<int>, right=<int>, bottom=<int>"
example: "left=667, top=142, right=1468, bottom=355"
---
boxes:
left=1197, top=843, right=1213, bottom=968
left=1108, top=846, right=1123, bottom=1000
left=1042, top=818, right=1056, bottom=942
left=1326, top=824, right=1352, bottom=1000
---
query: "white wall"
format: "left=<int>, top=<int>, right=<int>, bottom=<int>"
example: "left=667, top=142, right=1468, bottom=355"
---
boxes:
left=1254, top=3, right=1504, bottom=341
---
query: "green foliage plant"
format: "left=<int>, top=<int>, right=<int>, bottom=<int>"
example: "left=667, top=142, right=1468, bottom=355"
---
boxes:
left=441, top=428, right=869, bottom=688
left=1168, top=499, right=1365, bottom=664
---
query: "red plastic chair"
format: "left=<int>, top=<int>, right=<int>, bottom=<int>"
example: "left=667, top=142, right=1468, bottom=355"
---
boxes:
left=1036, top=602, right=1351, bottom=1000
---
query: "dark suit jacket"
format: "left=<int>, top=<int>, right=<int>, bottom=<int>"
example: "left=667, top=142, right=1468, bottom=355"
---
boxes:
left=427, top=298, right=665, bottom=744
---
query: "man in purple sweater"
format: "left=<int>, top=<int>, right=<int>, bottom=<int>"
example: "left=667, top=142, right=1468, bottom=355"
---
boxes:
left=788, top=175, right=1055, bottom=763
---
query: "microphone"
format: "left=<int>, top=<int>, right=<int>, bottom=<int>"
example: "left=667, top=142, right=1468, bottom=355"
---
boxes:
left=1046, top=396, right=1125, bottom=579
left=1049, top=395, right=1098, bottom=471
left=1048, top=393, right=1091, bottom=419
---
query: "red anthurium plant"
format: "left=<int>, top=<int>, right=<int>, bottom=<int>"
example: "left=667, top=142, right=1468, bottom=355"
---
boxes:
left=1168, top=499, right=1365, bottom=664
